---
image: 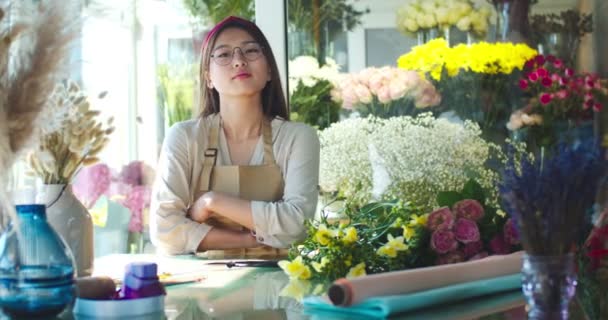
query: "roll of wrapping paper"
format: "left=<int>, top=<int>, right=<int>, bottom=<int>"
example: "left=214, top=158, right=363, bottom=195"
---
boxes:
left=328, top=251, right=523, bottom=306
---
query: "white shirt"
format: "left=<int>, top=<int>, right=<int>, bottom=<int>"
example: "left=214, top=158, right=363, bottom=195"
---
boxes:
left=150, top=115, right=320, bottom=254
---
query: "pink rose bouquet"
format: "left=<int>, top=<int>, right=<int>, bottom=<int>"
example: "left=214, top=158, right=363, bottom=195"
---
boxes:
left=330, top=66, right=441, bottom=118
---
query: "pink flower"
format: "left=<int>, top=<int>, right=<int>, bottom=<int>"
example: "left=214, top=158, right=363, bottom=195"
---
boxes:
left=431, top=229, right=458, bottom=254
left=518, top=79, right=528, bottom=90
left=463, top=240, right=483, bottom=258
left=354, top=84, right=372, bottom=104
left=528, top=72, right=539, bottom=82
left=565, top=68, right=574, bottom=77
left=524, top=59, right=535, bottom=70
left=536, top=68, right=548, bottom=78
left=555, top=90, right=568, bottom=100
left=489, top=234, right=510, bottom=254
left=122, top=185, right=151, bottom=233
left=120, top=161, right=145, bottom=186
left=553, top=59, right=563, bottom=69
left=452, top=199, right=484, bottom=221
left=503, top=218, right=520, bottom=245
left=468, top=251, right=489, bottom=261
left=541, top=77, right=552, bottom=88
left=539, top=93, right=552, bottom=105
left=546, top=55, right=556, bottom=63
left=436, top=250, right=465, bottom=265
left=426, top=207, right=455, bottom=231
left=584, top=99, right=594, bottom=110
left=594, top=102, right=603, bottom=112
left=453, top=218, right=480, bottom=244
left=73, top=163, right=111, bottom=209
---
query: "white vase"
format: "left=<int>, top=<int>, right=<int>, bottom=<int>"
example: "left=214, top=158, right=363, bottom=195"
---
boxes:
left=37, top=184, right=94, bottom=277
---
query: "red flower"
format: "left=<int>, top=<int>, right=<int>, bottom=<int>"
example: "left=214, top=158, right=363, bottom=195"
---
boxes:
left=541, top=77, right=552, bottom=88
left=594, top=102, right=603, bottom=112
left=565, top=68, right=574, bottom=77
left=539, top=93, right=552, bottom=105
left=528, top=72, right=539, bottom=82
left=546, top=55, right=556, bottom=63
left=431, top=229, right=458, bottom=254
left=427, top=207, right=455, bottom=231
left=519, top=79, right=529, bottom=90
left=535, top=55, right=545, bottom=66
left=554, top=59, right=563, bottom=69
left=537, top=67, right=548, bottom=78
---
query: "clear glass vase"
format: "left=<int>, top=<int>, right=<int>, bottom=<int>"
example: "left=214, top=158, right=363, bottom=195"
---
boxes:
left=0, top=204, right=76, bottom=318
left=521, top=253, right=577, bottom=320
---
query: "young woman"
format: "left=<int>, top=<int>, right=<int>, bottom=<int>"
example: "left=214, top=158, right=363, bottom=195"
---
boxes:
left=150, top=16, right=320, bottom=256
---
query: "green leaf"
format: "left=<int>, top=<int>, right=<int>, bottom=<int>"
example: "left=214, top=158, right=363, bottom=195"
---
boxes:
left=436, top=191, right=463, bottom=208
left=461, top=179, right=485, bottom=203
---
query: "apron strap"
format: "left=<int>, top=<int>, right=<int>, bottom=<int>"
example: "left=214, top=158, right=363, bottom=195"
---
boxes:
left=199, top=115, right=220, bottom=193
left=262, top=119, right=276, bottom=165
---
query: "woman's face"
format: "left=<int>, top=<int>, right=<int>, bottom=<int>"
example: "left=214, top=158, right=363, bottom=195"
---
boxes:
left=206, top=27, right=271, bottom=99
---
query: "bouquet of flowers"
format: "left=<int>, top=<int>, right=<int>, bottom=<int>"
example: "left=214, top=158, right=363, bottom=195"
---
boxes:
left=396, top=0, right=493, bottom=38
left=330, top=67, right=441, bottom=118
left=507, top=54, right=607, bottom=149
left=319, top=113, right=499, bottom=210
left=27, top=80, right=114, bottom=184
left=398, top=39, right=537, bottom=131
left=279, top=180, right=516, bottom=283
left=73, top=161, right=154, bottom=233
left=288, top=56, right=341, bottom=130
left=500, top=137, right=603, bottom=256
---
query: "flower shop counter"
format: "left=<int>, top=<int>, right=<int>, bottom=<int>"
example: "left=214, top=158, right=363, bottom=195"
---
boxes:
left=45, top=253, right=537, bottom=320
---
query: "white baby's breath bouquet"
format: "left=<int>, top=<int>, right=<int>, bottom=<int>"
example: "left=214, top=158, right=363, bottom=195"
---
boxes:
left=27, top=80, right=114, bottom=184
left=319, top=113, right=500, bottom=210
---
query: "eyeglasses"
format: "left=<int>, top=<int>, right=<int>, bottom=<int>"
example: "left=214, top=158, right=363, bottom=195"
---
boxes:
left=210, top=42, right=264, bottom=66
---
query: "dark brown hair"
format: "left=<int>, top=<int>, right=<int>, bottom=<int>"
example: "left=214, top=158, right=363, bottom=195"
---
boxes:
left=198, top=17, right=289, bottom=120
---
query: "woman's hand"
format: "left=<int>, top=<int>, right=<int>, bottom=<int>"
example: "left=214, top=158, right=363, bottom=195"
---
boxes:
left=189, top=192, right=216, bottom=223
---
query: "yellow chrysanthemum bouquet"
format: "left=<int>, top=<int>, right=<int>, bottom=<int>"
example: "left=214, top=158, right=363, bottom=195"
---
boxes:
left=397, top=39, right=537, bottom=136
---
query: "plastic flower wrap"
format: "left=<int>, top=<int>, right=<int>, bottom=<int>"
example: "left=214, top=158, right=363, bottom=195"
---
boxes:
left=72, top=163, right=111, bottom=209
left=319, top=113, right=499, bottom=210
left=397, top=39, right=537, bottom=131
left=288, top=56, right=341, bottom=129
left=395, top=0, right=493, bottom=38
left=330, top=66, right=441, bottom=118
left=507, top=54, right=608, bottom=148
left=27, top=80, right=114, bottom=184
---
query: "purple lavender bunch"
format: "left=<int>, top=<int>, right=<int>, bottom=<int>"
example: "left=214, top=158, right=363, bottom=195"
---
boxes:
left=499, top=138, right=605, bottom=255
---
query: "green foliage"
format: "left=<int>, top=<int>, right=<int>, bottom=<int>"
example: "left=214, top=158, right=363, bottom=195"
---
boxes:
left=289, top=79, right=340, bottom=130
left=182, top=0, right=255, bottom=25
left=287, top=200, right=430, bottom=281
left=288, top=0, right=368, bottom=34
left=157, top=64, right=197, bottom=128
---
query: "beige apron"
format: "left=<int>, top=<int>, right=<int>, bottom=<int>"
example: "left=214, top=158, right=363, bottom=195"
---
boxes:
left=194, top=115, right=288, bottom=259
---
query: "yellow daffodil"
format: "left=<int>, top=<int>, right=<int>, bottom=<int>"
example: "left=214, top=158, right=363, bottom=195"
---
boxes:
left=408, top=214, right=428, bottom=227
left=342, top=227, right=358, bottom=244
left=314, top=224, right=336, bottom=246
left=279, top=278, right=311, bottom=301
left=386, top=234, right=408, bottom=251
left=346, top=262, right=367, bottom=279
left=278, top=256, right=312, bottom=280
left=377, top=245, right=397, bottom=258
left=402, top=225, right=416, bottom=241
left=311, top=257, right=330, bottom=273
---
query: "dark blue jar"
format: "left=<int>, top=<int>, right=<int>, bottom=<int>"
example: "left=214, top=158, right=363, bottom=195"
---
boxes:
left=0, top=204, right=76, bottom=318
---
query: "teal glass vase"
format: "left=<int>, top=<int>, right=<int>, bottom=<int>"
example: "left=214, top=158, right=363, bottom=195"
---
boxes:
left=0, top=204, right=76, bottom=318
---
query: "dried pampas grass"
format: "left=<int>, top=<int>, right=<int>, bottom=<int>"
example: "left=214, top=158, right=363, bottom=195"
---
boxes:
left=0, top=1, right=79, bottom=228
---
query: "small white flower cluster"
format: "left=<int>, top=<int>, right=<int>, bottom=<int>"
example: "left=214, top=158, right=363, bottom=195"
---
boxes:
left=28, top=81, right=113, bottom=184
left=320, top=113, right=499, bottom=209
left=288, top=56, right=341, bottom=95
left=396, top=0, right=493, bottom=36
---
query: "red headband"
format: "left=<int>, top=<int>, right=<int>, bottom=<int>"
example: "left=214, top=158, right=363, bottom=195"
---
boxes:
left=202, top=16, right=257, bottom=52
